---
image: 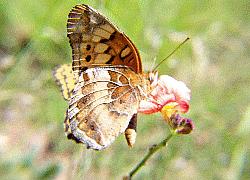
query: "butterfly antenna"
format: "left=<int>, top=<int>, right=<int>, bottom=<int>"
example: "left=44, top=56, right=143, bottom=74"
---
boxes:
left=152, top=37, right=190, bottom=72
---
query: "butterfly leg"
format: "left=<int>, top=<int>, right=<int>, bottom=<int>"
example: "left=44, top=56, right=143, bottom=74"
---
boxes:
left=125, top=114, right=137, bottom=147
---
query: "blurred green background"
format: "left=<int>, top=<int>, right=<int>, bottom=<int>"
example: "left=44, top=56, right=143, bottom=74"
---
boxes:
left=0, top=0, right=249, bottom=179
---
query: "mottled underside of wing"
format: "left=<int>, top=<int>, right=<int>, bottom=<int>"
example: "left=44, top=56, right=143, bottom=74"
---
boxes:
left=65, top=66, right=142, bottom=150
left=52, top=64, right=76, bottom=100
left=67, top=4, right=142, bottom=80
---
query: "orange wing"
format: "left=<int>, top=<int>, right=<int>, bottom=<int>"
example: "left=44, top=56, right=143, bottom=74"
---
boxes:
left=67, top=4, right=142, bottom=80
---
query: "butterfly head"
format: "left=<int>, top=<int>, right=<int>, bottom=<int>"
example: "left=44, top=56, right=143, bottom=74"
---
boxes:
left=134, top=71, right=158, bottom=100
left=148, top=71, right=159, bottom=88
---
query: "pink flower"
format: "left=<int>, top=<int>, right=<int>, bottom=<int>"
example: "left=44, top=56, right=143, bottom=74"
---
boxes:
left=138, top=75, right=191, bottom=115
left=139, top=74, right=194, bottom=134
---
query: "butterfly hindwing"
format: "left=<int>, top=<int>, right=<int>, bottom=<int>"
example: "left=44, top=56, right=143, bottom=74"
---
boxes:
left=65, top=65, right=144, bottom=150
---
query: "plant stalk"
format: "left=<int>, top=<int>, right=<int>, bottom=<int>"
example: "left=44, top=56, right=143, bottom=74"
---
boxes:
left=125, top=133, right=174, bottom=179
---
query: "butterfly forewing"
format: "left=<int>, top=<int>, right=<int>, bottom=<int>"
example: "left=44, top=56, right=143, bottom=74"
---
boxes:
left=67, top=4, right=142, bottom=80
left=65, top=66, right=145, bottom=150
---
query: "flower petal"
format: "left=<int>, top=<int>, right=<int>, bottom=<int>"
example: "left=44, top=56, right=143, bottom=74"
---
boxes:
left=158, top=75, right=191, bottom=102
left=138, top=100, right=160, bottom=114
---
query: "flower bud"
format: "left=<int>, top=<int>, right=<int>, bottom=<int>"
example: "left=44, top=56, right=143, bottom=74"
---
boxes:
left=168, top=113, right=194, bottom=134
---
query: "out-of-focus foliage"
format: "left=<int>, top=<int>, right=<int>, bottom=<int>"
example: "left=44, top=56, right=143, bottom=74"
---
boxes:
left=0, top=0, right=249, bottom=179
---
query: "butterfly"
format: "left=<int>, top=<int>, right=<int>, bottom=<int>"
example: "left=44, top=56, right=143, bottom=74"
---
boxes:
left=53, top=4, right=155, bottom=150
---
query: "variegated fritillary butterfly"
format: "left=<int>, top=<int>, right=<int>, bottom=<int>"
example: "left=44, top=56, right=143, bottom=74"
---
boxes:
left=53, top=4, right=154, bottom=150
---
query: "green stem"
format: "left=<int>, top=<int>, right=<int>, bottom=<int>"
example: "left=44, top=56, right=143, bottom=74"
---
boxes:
left=126, top=133, right=174, bottom=179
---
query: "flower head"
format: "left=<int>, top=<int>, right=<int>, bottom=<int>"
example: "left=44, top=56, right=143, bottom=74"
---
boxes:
left=139, top=73, right=194, bottom=134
